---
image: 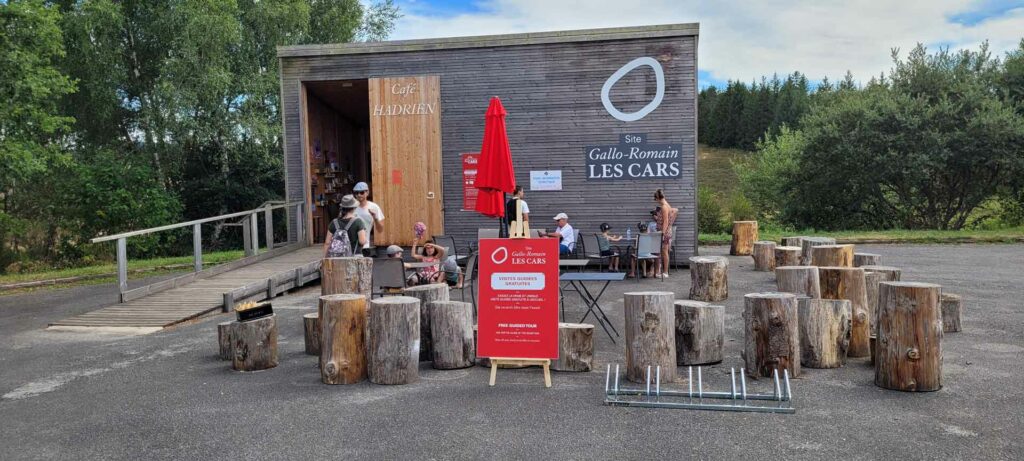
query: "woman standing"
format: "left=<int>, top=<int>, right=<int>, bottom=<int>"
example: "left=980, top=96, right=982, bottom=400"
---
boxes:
left=653, top=189, right=677, bottom=279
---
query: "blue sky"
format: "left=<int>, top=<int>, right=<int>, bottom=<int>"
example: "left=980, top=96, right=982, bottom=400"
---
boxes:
left=390, top=0, right=1024, bottom=89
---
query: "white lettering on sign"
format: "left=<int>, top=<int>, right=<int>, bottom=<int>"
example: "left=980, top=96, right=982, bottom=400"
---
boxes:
left=372, top=103, right=437, bottom=116
left=601, top=57, right=666, bottom=122
left=491, top=272, right=546, bottom=290
left=391, top=82, right=418, bottom=95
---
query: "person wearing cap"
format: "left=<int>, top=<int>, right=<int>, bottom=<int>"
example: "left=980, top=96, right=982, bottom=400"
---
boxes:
left=541, top=212, right=575, bottom=256
left=352, top=181, right=384, bottom=249
left=322, top=194, right=368, bottom=257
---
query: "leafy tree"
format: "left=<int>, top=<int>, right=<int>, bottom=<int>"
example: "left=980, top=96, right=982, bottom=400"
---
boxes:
left=733, top=126, right=803, bottom=221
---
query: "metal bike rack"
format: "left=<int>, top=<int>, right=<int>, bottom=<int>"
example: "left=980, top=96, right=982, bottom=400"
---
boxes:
left=603, top=364, right=795, bottom=414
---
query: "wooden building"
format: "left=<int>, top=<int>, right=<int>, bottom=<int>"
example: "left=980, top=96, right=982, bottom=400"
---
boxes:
left=277, top=23, right=699, bottom=261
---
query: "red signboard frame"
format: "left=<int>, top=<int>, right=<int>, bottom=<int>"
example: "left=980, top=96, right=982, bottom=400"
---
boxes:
left=461, top=153, right=480, bottom=211
left=476, top=238, right=560, bottom=359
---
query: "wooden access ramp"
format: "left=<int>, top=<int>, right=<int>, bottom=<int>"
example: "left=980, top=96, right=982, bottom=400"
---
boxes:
left=49, top=246, right=322, bottom=331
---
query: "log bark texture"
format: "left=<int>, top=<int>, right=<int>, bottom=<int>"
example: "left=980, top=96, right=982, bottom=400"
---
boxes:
left=781, top=236, right=808, bottom=248
left=775, top=266, right=821, bottom=298
left=675, top=302, right=724, bottom=365
left=800, top=237, right=836, bottom=265
left=218, top=321, right=234, bottom=361
left=810, top=244, right=855, bottom=267
left=940, top=293, right=962, bottom=333
left=688, top=256, right=729, bottom=302
left=860, top=265, right=901, bottom=282
left=303, top=313, right=321, bottom=356
left=367, top=296, right=421, bottom=385
left=864, top=271, right=882, bottom=337
left=231, top=315, right=278, bottom=372
left=552, top=323, right=594, bottom=372
left=752, top=240, right=777, bottom=271
left=819, top=267, right=871, bottom=358
left=798, top=298, right=852, bottom=368
left=319, top=294, right=367, bottom=384
left=321, top=257, right=373, bottom=297
left=774, top=246, right=801, bottom=268
left=730, top=221, right=759, bottom=256
left=428, top=301, right=475, bottom=369
left=875, top=282, right=943, bottom=392
left=854, top=253, right=881, bottom=267
left=743, top=292, right=800, bottom=378
left=402, top=283, right=450, bottom=361
left=624, top=291, right=677, bottom=383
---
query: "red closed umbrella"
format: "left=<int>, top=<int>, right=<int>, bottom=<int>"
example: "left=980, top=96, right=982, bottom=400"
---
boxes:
left=474, top=97, right=516, bottom=218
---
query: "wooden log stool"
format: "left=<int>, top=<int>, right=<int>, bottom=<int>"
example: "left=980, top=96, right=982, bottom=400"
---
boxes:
left=819, top=267, right=870, bottom=358
left=303, top=313, right=320, bottom=356
left=800, top=237, right=836, bottom=265
left=217, top=321, right=234, bottom=361
left=367, top=296, right=421, bottom=385
left=810, top=244, right=855, bottom=267
left=797, top=298, right=852, bottom=368
left=231, top=314, right=278, bottom=372
left=863, top=271, right=882, bottom=338
left=688, top=256, right=729, bottom=302
left=775, top=266, right=821, bottom=298
left=402, top=283, right=450, bottom=362
left=853, top=253, right=881, bottom=267
left=428, top=301, right=475, bottom=369
left=730, top=221, right=759, bottom=256
left=860, top=265, right=901, bottom=282
left=743, top=292, right=800, bottom=378
left=624, top=292, right=677, bottom=383
left=940, top=293, right=963, bottom=333
left=674, top=300, right=724, bottom=365
left=781, top=236, right=808, bottom=248
left=321, top=257, right=373, bottom=297
left=875, top=282, right=943, bottom=392
left=552, top=323, right=595, bottom=372
left=774, top=246, right=801, bottom=268
left=752, top=240, right=776, bottom=271
left=319, top=294, right=367, bottom=384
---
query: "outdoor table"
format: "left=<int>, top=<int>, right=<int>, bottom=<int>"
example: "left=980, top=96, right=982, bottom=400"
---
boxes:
left=406, top=261, right=439, bottom=269
left=558, top=272, right=624, bottom=343
left=558, top=259, right=590, bottom=316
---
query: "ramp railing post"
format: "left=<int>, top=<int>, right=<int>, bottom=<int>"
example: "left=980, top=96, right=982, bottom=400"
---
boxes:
left=295, top=203, right=304, bottom=245
left=193, top=223, right=202, bottom=273
left=242, top=217, right=254, bottom=257
left=117, top=237, right=128, bottom=300
left=250, top=212, right=260, bottom=255
left=264, top=206, right=273, bottom=250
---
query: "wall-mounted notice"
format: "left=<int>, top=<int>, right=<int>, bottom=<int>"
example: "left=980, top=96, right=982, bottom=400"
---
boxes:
left=462, top=153, right=479, bottom=211
left=530, top=170, right=562, bottom=191
left=477, top=238, right=560, bottom=359
left=585, top=133, right=683, bottom=180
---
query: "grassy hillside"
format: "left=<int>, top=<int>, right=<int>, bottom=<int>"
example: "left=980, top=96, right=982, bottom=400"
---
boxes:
left=697, top=143, right=750, bottom=205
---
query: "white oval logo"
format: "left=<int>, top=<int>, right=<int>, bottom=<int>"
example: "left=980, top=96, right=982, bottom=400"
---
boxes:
left=601, top=57, right=666, bottom=122
left=490, top=247, right=508, bottom=265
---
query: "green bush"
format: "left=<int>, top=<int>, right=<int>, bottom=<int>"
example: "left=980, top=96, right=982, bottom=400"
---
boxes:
left=697, top=187, right=727, bottom=234
left=733, top=126, right=803, bottom=221
left=728, top=192, right=757, bottom=222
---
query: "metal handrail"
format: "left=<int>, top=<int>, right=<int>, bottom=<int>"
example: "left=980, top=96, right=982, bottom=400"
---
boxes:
left=91, top=201, right=302, bottom=243
left=92, top=200, right=306, bottom=302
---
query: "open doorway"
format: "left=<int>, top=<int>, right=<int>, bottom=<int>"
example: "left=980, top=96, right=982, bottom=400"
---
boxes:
left=302, top=79, right=370, bottom=244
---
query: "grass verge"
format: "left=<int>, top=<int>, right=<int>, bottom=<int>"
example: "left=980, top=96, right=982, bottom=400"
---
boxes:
left=700, top=227, right=1024, bottom=245
left=0, top=250, right=246, bottom=287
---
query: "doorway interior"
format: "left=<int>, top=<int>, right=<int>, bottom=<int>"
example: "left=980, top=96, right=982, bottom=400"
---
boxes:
left=303, top=79, right=370, bottom=243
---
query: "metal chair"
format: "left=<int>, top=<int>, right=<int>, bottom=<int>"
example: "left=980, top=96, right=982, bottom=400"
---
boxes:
left=432, top=235, right=462, bottom=263
left=583, top=233, right=618, bottom=272
left=458, top=253, right=478, bottom=310
left=371, top=258, right=406, bottom=297
left=630, top=232, right=662, bottom=283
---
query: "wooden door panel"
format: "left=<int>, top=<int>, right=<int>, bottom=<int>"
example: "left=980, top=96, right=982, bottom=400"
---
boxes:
left=369, top=76, right=444, bottom=247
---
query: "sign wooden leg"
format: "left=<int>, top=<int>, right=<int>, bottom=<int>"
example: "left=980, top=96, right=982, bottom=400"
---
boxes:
left=487, top=358, right=552, bottom=388
left=543, top=360, right=552, bottom=388
left=489, top=361, right=499, bottom=386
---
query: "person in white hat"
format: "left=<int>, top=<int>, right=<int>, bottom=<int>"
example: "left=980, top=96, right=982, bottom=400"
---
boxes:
left=352, top=181, right=384, bottom=249
left=541, top=212, right=575, bottom=256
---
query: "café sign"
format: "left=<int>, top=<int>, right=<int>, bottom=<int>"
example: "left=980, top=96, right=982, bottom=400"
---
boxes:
left=585, top=133, right=683, bottom=180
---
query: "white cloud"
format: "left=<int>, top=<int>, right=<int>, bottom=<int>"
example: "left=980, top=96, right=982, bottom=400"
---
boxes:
left=392, top=0, right=1024, bottom=84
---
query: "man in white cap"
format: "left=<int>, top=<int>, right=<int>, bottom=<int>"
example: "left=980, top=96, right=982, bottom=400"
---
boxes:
left=541, top=212, right=575, bottom=256
left=352, top=181, right=384, bottom=249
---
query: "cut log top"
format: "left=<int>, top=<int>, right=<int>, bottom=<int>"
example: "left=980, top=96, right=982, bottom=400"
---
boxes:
left=744, top=291, right=797, bottom=300
left=754, top=240, right=775, bottom=245
left=689, top=256, right=727, bottom=264
left=941, top=293, right=961, bottom=302
left=401, top=283, right=449, bottom=294
left=371, top=295, right=422, bottom=306
left=775, top=265, right=812, bottom=271
left=319, top=293, right=365, bottom=303
left=880, top=281, right=940, bottom=289
left=804, top=237, right=836, bottom=244
left=860, top=265, right=901, bottom=272
left=674, top=300, right=710, bottom=308
left=776, top=246, right=801, bottom=251
left=624, top=291, right=675, bottom=297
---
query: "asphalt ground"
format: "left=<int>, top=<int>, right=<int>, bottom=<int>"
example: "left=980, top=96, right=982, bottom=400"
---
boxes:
left=1, top=244, right=1022, bottom=460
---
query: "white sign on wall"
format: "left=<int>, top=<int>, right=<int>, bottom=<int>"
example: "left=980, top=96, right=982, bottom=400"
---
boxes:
left=530, top=170, right=562, bottom=191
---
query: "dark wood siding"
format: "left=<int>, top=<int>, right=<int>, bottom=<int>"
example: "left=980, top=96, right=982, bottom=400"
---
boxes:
left=280, top=31, right=698, bottom=262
